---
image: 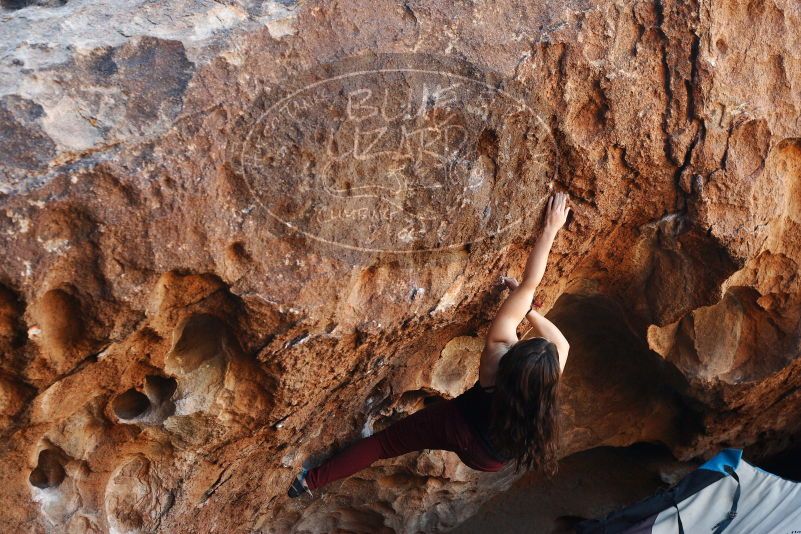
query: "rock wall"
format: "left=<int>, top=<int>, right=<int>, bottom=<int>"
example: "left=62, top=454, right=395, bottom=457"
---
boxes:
left=1, top=0, right=800, bottom=532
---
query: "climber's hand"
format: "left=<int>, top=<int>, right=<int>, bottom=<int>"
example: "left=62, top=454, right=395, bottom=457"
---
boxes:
left=544, top=192, right=571, bottom=234
left=499, top=276, right=519, bottom=291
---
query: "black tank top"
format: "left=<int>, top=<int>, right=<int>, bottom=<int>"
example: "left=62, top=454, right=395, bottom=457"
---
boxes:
left=454, top=380, right=511, bottom=462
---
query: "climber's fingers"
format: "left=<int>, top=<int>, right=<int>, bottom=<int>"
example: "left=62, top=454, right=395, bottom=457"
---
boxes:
left=554, top=193, right=572, bottom=222
left=544, top=192, right=571, bottom=232
left=499, top=276, right=519, bottom=291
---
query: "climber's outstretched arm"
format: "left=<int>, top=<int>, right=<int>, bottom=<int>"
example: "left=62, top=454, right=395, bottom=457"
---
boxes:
left=480, top=192, right=571, bottom=384
left=484, top=192, right=570, bottom=348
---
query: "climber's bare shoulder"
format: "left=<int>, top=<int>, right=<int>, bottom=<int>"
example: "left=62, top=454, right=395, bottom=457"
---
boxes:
left=478, top=339, right=514, bottom=387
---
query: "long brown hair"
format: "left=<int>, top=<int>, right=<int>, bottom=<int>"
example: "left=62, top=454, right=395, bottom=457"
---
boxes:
left=488, top=337, right=561, bottom=476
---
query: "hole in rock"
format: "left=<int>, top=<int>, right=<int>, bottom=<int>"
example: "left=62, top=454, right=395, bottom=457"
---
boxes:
left=226, top=241, right=251, bottom=263
left=547, top=292, right=695, bottom=444
left=476, top=128, right=499, bottom=161
left=144, top=375, right=177, bottom=404
left=33, top=288, right=84, bottom=349
left=113, top=388, right=150, bottom=420
left=168, top=314, right=229, bottom=373
left=0, top=282, right=24, bottom=347
left=29, top=449, right=65, bottom=489
left=397, top=389, right=445, bottom=409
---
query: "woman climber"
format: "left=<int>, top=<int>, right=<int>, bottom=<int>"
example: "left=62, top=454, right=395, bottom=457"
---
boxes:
left=288, top=192, right=572, bottom=498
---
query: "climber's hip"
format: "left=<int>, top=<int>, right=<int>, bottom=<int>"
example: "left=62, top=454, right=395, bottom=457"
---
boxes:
left=304, top=396, right=506, bottom=491
left=374, top=397, right=507, bottom=472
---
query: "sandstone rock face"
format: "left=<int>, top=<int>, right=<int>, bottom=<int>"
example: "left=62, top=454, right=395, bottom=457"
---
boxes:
left=1, top=0, right=800, bottom=532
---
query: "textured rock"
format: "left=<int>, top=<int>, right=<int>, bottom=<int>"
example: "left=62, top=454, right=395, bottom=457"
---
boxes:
left=1, top=0, right=800, bottom=532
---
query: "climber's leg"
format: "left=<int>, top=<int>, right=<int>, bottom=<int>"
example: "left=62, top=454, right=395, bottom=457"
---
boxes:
left=304, top=398, right=464, bottom=491
left=381, top=400, right=506, bottom=473
left=373, top=397, right=464, bottom=457
left=304, top=433, right=385, bottom=490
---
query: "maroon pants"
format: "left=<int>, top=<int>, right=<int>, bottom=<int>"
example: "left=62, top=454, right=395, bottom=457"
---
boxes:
left=305, top=397, right=506, bottom=491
